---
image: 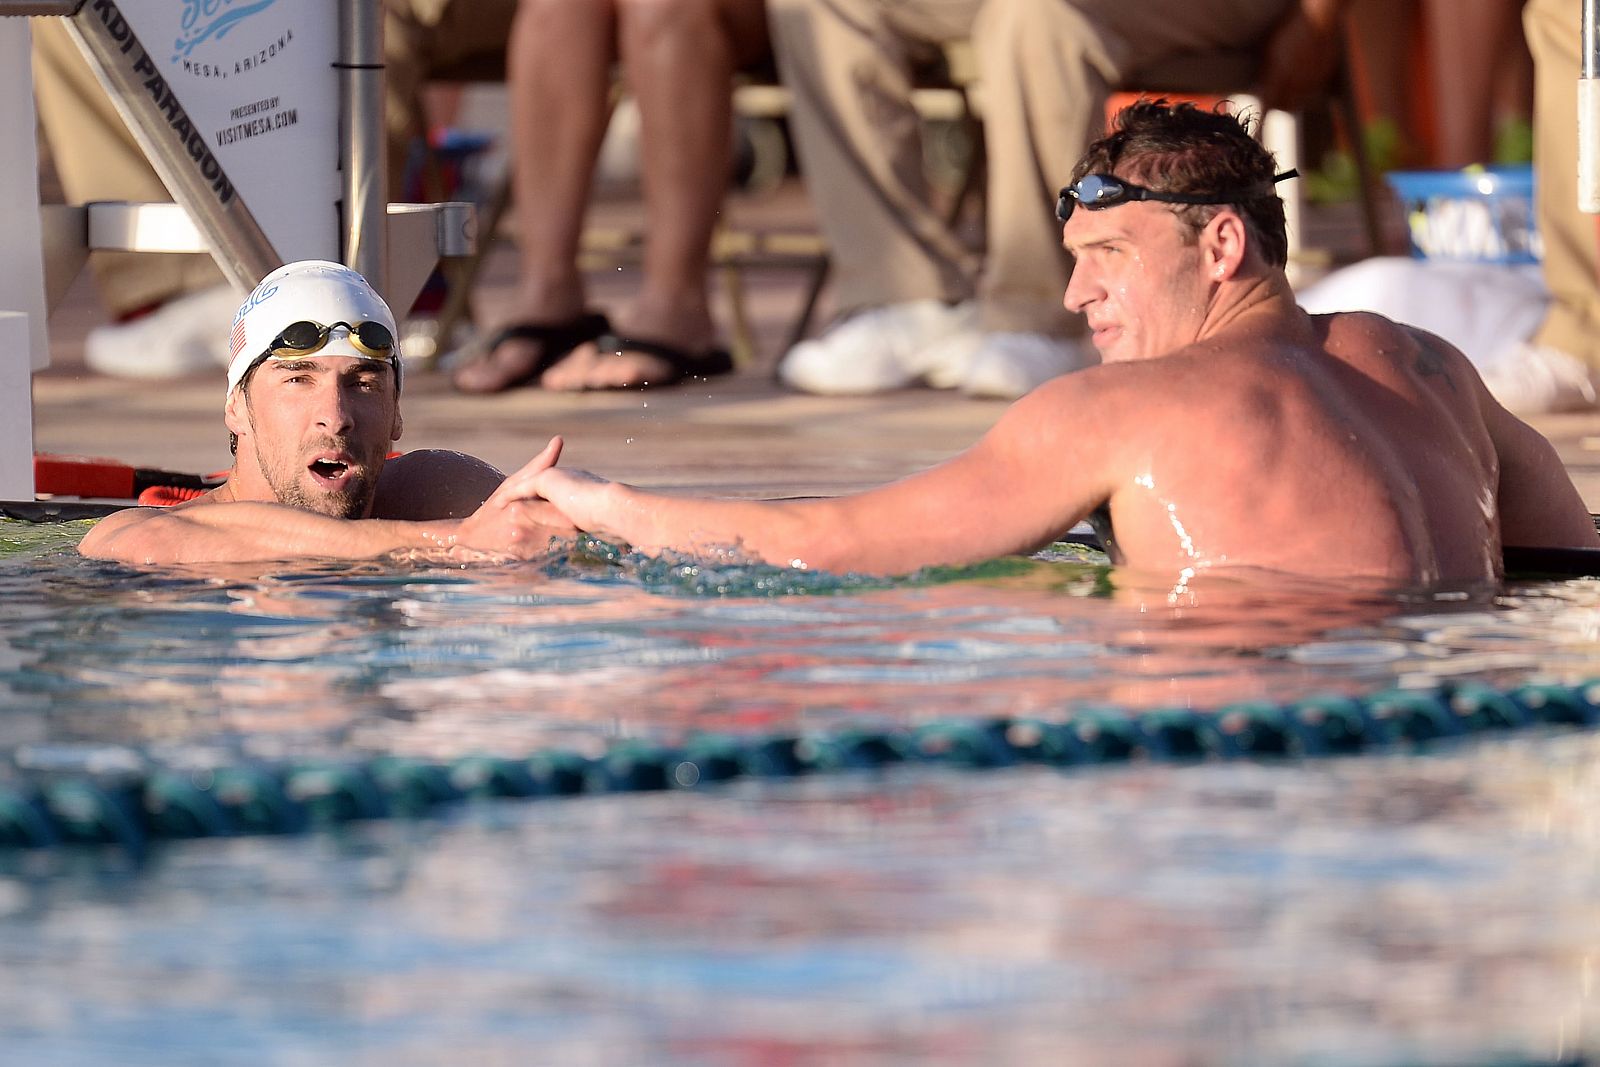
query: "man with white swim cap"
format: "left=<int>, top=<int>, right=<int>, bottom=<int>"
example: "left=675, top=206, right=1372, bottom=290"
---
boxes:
left=81, top=261, right=573, bottom=564
left=519, top=102, right=1599, bottom=584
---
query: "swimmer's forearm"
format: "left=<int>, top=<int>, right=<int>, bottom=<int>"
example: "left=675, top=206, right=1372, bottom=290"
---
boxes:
left=590, top=483, right=842, bottom=569
left=78, top=502, right=474, bottom=564
left=536, top=396, right=1093, bottom=574
left=591, top=478, right=1038, bottom=576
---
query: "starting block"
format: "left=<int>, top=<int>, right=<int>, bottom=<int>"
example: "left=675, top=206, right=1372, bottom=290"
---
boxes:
left=0, top=0, right=477, bottom=505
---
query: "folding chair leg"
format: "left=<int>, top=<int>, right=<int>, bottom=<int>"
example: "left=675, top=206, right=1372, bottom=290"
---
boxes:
left=720, top=259, right=757, bottom=369
left=431, top=173, right=513, bottom=356
left=783, top=258, right=831, bottom=361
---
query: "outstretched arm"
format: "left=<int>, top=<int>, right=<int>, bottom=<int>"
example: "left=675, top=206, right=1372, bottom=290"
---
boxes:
left=79, top=441, right=575, bottom=564
left=522, top=377, right=1119, bottom=574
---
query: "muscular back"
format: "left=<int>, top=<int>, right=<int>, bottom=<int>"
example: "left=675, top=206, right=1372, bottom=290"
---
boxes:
left=1091, top=310, right=1510, bottom=583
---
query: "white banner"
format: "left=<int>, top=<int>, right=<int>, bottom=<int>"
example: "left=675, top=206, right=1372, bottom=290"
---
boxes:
left=0, top=313, right=34, bottom=501
left=116, top=0, right=342, bottom=262
left=0, top=21, right=49, bottom=373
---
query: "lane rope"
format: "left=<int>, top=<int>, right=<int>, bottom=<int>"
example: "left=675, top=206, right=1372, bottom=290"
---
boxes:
left=2, top=679, right=1595, bottom=854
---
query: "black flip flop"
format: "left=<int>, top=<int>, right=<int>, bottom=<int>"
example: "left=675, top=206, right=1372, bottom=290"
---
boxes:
left=592, top=332, right=735, bottom=388
left=452, top=312, right=610, bottom=393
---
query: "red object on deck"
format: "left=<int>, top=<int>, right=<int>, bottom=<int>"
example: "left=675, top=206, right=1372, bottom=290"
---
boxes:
left=33, top=454, right=137, bottom=499
left=33, top=453, right=228, bottom=503
left=34, top=450, right=401, bottom=504
left=136, top=484, right=209, bottom=506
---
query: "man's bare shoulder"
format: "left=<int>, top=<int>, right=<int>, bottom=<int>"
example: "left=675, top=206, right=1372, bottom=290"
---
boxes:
left=1315, top=308, right=1481, bottom=391
left=1032, top=356, right=1175, bottom=398
left=1008, top=359, right=1165, bottom=422
left=1315, top=307, right=1459, bottom=359
left=373, top=449, right=505, bottom=521
left=992, top=360, right=1197, bottom=475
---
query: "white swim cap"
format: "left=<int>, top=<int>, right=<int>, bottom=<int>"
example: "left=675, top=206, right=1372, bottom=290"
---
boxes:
left=227, top=260, right=402, bottom=396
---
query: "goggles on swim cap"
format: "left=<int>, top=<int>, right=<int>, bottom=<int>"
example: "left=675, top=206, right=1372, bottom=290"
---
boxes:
left=1056, top=169, right=1299, bottom=223
left=228, top=260, right=403, bottom=396
left=266, top=319, right=396, bottom=361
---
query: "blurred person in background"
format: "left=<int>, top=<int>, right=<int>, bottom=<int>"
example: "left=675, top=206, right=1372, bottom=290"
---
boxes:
left=1339, top=0, right=1531, bottom=171
left=1299, top=0, right=1600, bottom=415
left=1480, top=0, right=1600, bottom=413
left=448, top=0, right=768, bottom=393
left=768, top=0, right=1361, bottom=401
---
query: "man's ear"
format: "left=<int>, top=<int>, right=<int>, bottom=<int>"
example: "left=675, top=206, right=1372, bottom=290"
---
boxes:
left=390, top=405, right=404, bottom=444
left=1201, top=209, right=1249, bottom=281
left=224, top=387, right=250, bottom=440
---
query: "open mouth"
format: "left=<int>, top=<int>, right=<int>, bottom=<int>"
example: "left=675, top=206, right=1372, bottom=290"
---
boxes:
left=307, top=454, right=356, bottom=488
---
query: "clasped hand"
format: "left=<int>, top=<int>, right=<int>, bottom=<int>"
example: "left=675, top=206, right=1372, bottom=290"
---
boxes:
left=453, top=437, right=618, bottom=558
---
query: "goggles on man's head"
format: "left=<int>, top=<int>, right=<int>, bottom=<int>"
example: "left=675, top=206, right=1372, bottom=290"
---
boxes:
left=265, top=319, right=396, bottom=361
left=1055, top=169, right=1299, bottom=223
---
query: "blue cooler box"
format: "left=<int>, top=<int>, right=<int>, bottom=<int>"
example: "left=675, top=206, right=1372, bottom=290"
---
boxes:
left=1384, top=166, right=1540, bottom=265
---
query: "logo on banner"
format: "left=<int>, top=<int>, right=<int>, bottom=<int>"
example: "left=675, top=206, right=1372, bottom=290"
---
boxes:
left=174, top=0, right=285, bottom=71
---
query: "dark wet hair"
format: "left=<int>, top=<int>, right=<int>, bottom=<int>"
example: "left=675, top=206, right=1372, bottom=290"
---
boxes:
left=1069, top=99, right=1289, bottom=268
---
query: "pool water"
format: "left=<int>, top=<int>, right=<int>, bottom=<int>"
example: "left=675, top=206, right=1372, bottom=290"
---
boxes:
left=3, top=519, right=1600, bottom=1064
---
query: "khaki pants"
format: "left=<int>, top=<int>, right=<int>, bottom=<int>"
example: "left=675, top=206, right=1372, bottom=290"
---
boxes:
left=1525, top=0, right=1600, bottom=366
left=31, top=0, right=515, bottom=317
left=769, top=0, right=1292, bottom=336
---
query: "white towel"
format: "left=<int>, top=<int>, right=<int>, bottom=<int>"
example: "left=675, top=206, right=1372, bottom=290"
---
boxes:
left=1296, top=257, right=1549, bottom=369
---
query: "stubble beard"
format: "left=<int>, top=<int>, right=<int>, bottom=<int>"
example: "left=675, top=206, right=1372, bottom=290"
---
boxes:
left=260, top=440, right=378, bottom=520
left=274, top=476, right=374, bottom=519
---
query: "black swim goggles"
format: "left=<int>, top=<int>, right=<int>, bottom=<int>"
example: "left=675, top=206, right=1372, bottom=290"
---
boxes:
left=265, top=319, right=396, bottom=361
left=1056, top=169, right=1299, bottom=223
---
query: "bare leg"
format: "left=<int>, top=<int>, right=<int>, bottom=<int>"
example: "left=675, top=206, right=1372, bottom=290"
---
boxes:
left=542, top=0, right=768, bottom=389
left=1423, top=0, right=1523, bottom=167
left=1344, top=0, right=1426, bottom=168
left=453, top=0, right=617, bottom=392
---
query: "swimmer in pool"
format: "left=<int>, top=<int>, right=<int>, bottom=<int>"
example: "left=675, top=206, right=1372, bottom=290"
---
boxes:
left=78, top=261, right=573, bottom=564
left=517, top=101, right=1599, bottom=584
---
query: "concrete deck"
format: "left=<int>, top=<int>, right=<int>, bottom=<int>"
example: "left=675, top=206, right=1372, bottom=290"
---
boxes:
left=28, top=182, right=1600, bottom=511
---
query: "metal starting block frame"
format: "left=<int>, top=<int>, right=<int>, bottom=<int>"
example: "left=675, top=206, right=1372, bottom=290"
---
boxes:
left=36, top=201, right=476, bottom=319
left=0, top=0, right=477, bottom=503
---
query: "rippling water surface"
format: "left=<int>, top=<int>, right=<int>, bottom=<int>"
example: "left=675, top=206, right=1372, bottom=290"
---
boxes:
left=4, top=520, right=1600, bottom=1064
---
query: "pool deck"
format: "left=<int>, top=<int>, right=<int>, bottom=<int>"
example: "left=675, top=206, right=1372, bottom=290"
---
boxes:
left=28, top=183, right=1600, bottom=510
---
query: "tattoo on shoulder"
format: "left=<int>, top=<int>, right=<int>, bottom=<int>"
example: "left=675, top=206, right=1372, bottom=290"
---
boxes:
left=1413, top=336, right=1457, bottom=391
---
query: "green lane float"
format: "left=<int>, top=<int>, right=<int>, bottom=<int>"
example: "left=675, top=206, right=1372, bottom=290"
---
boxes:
left=2, top=678, right=1599, bottom=852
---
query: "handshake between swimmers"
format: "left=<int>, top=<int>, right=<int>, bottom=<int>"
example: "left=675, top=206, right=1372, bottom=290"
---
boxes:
left=81, top=102, right=1599, bottom=582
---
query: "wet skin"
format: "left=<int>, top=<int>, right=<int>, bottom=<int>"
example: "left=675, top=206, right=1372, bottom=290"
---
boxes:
left=77, top=350, right=571, bottom=564
left=522, top=196, right=1597, bottom=584
left=1055, top=198, right=1510, bottom=583
left=220, top=354, right=402, bottom=519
